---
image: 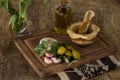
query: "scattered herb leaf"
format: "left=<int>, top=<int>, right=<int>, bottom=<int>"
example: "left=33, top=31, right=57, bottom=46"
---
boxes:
left=34, top=41, right=49, bottom=57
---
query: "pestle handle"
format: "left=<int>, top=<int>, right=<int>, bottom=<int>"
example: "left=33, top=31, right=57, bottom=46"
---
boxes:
left=78, top=10, right=95, bottom=34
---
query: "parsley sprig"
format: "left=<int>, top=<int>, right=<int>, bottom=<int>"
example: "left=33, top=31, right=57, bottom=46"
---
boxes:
left=34, top=41, right=49, bottom=57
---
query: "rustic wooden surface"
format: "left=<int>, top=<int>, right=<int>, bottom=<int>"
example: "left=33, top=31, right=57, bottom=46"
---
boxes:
left=0, top=0, right=120, bottom=80
left=14, top=29, right=117, bottom=77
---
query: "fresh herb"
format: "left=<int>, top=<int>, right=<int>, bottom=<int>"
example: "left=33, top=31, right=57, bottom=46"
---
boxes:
left=34, top=41, right=49, bottom=57
left=0, top=0, right=49, bottom=32
left=50, top=42, right=68, bottom=54
left=0, top=0, right=32, bottom=32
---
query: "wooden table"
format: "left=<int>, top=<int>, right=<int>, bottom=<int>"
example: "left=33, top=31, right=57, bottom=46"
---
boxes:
left=14, top=29, right=117, bottom=77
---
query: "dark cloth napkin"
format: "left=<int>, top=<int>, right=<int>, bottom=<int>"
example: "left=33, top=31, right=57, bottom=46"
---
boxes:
left=56, top=55, right=120, bottom=80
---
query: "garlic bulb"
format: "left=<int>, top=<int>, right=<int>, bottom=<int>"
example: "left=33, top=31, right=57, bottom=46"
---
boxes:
left=44, top=57, right=53, bottom=64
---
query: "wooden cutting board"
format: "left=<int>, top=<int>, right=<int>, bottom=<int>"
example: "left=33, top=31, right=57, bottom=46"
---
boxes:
left=14, top=29, right=117, bottom=77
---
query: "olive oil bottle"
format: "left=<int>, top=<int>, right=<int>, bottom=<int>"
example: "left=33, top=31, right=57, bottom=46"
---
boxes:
left=55, top=0, right=72, bottom=34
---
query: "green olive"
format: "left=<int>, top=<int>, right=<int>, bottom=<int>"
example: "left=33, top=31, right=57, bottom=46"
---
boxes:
left=57, top=46, right=66, bottom=55
left=65, top=50, right=72, bottom=57
left=72, top=50, right=80, bottom=60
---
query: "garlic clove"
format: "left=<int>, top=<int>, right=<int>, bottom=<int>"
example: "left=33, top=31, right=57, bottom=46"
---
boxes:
left=51, top=57, right=61, bottom=63
left=45, top=52, right=54, bottom=58
left=44, top=56, right=53, bottom=64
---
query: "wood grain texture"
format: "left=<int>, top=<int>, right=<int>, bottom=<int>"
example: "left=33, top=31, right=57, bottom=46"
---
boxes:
left=14, top=29, right=116, bottom=77
left=0, top=0, right=120, bottom=80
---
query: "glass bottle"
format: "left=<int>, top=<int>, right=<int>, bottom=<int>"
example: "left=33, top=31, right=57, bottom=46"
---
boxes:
left=54, top=0, right=72, bottom=34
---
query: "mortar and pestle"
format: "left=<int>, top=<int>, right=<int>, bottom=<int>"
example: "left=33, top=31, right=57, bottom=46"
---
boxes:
left=67, top=10, right=100, bottom=46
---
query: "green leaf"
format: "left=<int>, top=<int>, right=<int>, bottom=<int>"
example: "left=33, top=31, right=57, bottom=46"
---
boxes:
left=4, top=0, right=13, bottom=14
left=4, top=0, right=9, bottom=13
left=50, top=42, right=62, bottom=54
left=24, top=0, right=32, bottom=5
left=34, top=47, right=39, bottom=52
left=19, top=0, right=31, bottom=22
left=50, top=42, right=69, bottom=55
left=39, top=50, right=46, bottom=57
left=9, top=14, right=18, bottom=29
left=41, top=41, right=48, bottom=49
left=19, top=1, right=25, bottom=19
left=22, top=7, right=27, bottom=22
left=34, top=41, right=49, bottom=57
left=0, top=1, right=4, bottom=7
left=9, top=14, right=23, bottom=32
left=16, top=18, right=24, bottom=31
left=34, top=45, right=46, bottom=52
